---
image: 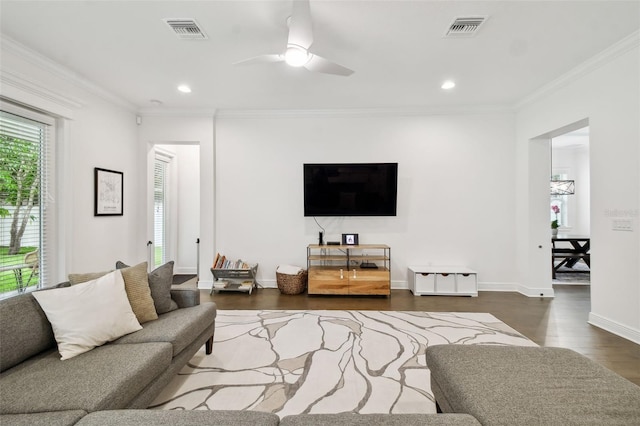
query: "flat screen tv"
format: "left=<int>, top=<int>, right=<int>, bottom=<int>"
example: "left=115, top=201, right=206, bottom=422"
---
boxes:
left=304, top=163, right=398, bottom=217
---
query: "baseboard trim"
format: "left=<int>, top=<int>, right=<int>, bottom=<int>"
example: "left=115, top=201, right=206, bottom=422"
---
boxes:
left=175, top=267, right=197, bottom=275
left=588, top=312, right=640, bottom=345
left=197, top=280, right=213, bottom=290
left=478, top=282, right=554, bottom=298
left=198, top=279, right=554, bottom=298
left=478, top=282, right=519, bottom=292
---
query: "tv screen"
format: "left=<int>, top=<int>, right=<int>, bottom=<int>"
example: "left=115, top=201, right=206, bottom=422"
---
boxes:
left=303, top=163, right=398, bottom=217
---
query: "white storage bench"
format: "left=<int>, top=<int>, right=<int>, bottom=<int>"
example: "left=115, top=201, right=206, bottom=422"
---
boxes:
left=408, top=266, right=478, bottom=297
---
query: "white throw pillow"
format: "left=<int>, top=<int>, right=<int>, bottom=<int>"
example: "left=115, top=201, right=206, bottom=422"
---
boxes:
left=33, top=270, right=142, bottom=360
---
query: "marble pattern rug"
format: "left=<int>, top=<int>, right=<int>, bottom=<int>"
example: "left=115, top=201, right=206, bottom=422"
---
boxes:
left=151, top=310, right=536, bottom=417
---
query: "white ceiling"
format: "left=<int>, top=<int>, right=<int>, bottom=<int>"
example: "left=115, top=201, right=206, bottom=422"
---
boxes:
left=1, top=1, right=639, bottom=112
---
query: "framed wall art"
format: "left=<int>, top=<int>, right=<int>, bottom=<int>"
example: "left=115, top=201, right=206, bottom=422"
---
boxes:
left=94, top=167, right=123, bottom=216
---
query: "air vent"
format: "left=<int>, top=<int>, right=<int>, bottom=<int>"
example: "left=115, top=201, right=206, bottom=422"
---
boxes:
left=164, top=19, right=207, bottom=40
left=445, top=17, right=487, bottom=37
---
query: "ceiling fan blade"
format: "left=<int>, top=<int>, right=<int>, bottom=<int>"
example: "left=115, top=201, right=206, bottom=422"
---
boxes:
left=288, top=0, right=313, bottom=49
left=233, top=54, right=283, bottom=66
left=304, top=54, right=354, bottom=76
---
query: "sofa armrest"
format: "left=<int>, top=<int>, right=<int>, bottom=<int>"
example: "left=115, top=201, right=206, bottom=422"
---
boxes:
left=170, top=287, right=200, bottom=308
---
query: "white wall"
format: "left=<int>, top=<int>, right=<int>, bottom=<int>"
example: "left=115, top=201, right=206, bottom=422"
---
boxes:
left=67, top=100, right=145, bottom=273
left=516, top=35, right=640, bottom=342
left=214, top=112, right=517, bottom=289
left=0, top=38, right=145, bottom=282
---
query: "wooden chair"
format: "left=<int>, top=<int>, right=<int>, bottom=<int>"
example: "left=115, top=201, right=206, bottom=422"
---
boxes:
left=23, top=249, right=39, bottom=288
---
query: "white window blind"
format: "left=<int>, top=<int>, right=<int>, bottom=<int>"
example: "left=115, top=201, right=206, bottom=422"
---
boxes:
left=154, top=156, right=168, bottom=268
left=0, top=109, right=52, bottom=297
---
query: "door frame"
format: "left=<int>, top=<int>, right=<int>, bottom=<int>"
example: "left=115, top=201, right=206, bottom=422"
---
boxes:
left=527, top=118, right=590, bottom=296
left=151, top=147, right=177, bottom=268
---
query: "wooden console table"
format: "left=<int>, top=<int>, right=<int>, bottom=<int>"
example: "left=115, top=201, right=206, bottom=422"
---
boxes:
left=307, top=244, right=390, bottom=296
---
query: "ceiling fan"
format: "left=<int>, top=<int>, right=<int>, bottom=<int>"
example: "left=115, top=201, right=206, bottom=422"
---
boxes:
left=234, top=0, right=354, bottom=76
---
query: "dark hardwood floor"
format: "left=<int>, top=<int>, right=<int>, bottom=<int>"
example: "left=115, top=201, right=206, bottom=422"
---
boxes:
left=201, top=284, right=640, bottom=386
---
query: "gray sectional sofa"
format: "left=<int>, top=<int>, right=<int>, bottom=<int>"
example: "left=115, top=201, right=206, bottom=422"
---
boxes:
left=0, top=286, right=216, bottom=425
left=0, top=280, right=479, bottom=426
left=426, top=344, right=640, bottom=425
left=4, top=280, right=639, bottom=426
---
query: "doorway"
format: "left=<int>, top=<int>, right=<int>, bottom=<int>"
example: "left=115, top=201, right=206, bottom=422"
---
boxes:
left=551, top=127, right=591, bottom=285
left=149, top=144, right=200, bottom=275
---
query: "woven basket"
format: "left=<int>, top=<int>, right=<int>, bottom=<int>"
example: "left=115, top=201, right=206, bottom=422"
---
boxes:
left=276, top=269, right=308, bottom=295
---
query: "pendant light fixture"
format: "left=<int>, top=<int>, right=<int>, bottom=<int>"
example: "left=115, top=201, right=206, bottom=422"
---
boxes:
left=550, top=141, right=575, bottom=195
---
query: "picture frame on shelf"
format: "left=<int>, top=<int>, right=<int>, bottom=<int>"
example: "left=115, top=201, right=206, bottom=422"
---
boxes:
left=94, top=167, right=123, bottom=216
left=342, top=233, right=359, bottom=245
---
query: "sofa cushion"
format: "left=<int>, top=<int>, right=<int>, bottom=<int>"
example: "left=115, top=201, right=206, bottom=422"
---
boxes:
left=112, top=303, right=216, bottom=357
left=0, top=342, right=172, bottom=414
left=426, top=345, right=640, bottom=426
left=76, top=409, right=280, bottom=426
left=68, top=270, right=111, bottom=284
left=170, top=287, right=200, bottom=308
left=280, top=413, right=481, bottom=425
left=31, top=270, right=142, bottom=360
left=117, top=260, right=178, bottom=314
left=118, top=262, right=158, bottom=323
left=0, top=410, right=87, bottom=426
left=0, top=293, right=55, bottom=372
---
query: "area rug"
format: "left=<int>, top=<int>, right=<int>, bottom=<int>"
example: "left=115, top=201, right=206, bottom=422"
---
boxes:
left=151, top=310, right=536, bottom=417
left=553, top=260, right=590, bottom=284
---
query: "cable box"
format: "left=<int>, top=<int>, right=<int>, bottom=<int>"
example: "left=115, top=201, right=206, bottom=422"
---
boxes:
left=360, top=262, right=378, bottom=269
left=326, top=241, right=340, bottom=245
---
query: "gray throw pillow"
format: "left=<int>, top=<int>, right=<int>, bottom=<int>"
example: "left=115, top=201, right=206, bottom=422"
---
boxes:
left=116, top=261, right=178, bottom=314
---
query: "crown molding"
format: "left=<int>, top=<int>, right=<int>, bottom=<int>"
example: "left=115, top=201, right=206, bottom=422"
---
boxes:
left=215, top=104, right=513, bottom=119
left=1, top=69, right=82, bottom=119
left=1, top=35, right=137, bottom=112
left=515, top=30, right=640, bottom=110
left=137, top=108, right=218, bottom=117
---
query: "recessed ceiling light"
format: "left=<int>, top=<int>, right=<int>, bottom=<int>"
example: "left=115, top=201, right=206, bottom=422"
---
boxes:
left=177, top=84, right=192, bottom=93
left=441, top=80, right=456, bottom=90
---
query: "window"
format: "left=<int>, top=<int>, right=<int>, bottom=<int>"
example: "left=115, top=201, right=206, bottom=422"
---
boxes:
left=0, top=108, right=54, bottom=297
left=551, top=173, right=569, bottom=228
left=154, top=154, right=170, bottom=268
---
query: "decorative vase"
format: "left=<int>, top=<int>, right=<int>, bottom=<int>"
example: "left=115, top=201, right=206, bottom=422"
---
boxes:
left=552, top=228, right=558, bottom=237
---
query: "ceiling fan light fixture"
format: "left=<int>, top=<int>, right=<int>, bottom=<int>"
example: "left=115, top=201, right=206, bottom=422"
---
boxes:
left=284, top=45, right=310, bottom=67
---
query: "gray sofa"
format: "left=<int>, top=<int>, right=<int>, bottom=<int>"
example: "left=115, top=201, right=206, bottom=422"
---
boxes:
left=8, top=286, right=637, bottom=426
left=0, top=286, right=216, bottom=425
left=426, top=344, right=640, bottom=425
left=0, top=283, right=481, bottom=426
